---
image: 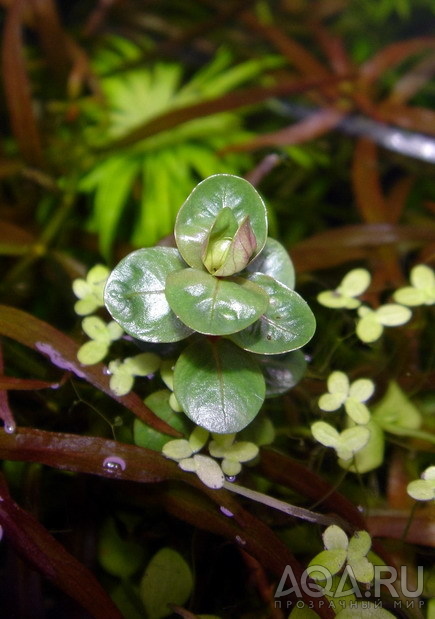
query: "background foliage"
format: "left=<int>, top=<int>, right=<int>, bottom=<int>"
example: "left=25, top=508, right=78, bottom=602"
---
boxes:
left=0, top=0, right=434, bottom=617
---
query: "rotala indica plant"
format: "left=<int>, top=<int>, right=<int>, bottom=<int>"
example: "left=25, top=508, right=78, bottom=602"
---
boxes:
left=104, top=174, right=316, bottom=434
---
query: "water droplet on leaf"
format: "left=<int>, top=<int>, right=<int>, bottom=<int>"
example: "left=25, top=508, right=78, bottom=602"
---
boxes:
left=102, top=456, right=126, bottom=473
left=220, top=506, right=234, bottom=517
left=4, top=423, right=16, bottom=434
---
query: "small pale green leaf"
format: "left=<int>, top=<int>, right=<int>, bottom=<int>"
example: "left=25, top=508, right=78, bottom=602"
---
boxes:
left=178, top=457, right=196, bottom=472
left=192, top=454, right=225, bottom=488
left=407, top=479, right=435, bottom=501
left=169, top=392, right=183, bottom=412
left=347, top=530, right=371, bottom=559
left=319, top=392, right=346, bottom=412
left=213, top=216, right=257, bottom=276
left=372, top=382, right=421, bottom=431
left=347, top=556, right=374, bottom=584
left=340, top=420, right=384, bottom=474
left=82, top=316, right=111, bottom=342
left=98, top=517, right=144, bottom=578
left=311, top=421, right=340, bottom=448
left=323, top=525, right=349, bottom=551
left=288, top=603, right=321, bottom=618
left=338, top=269, right=371, bottom=297
left=229, top=273, right=316, bottom=354
left=122, top=352, right=160, bottom=376
left=356, top=310, right=383, bottom=343
left=245, top=237, right=295, bottom=288
left=376, top=304, right=412, bottom=326
left=162, top=439, right=193, bottom=461
left=348, top=378, right=375, bottom=403
left=257, top=350, right=307, bottom=397
left=140, top=548, right=193, bottom=619
left=327, top=371, right=349, bottom=395
left=221, top=459, right=242, bottom=476
left=104, top=247, right=193, bottom=343
left=411, top=264, right=435, bottom=289
left=344, top=399, right=371, bottom=424
left=224, top=441, right=259, bottom=462
left=336, top=426, right=370, bottom=461
left=175, top=174, right=267, bottom=269
left=133, top=390, right=191, bottom=451
left=165, top=269, right=269, bottom=336
left=110, top=371, right=134, bottom=396
left=423, top=466, right=435, bottom=480
left=335, top=603, right=396, bottom=617
left=308, top=549, right=347, bottom=579
left=317, top=290, right=360, bottom=309
left=160, top=359, right=175, bottom=390
left=173, top=339, right=265, bottom=433
left=393, top=287, right=426, bottom=306
left=189, top=426, right=209, bottom=453
left=77, top=340, right=108, bottom=365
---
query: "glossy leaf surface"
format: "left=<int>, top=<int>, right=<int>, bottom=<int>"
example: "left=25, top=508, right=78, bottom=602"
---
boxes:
left=245, top=237, right=295, bottom=288
left=257, top=350, right=307, bottom=397
left=104, top=247, right=193, bottom=343
left=229, top=273, right=316, bottom=353
left=173, top=338, right=266, bottom=433
left=174, top=174, right=267, bottom=270
left=165, top=269, right=269, bottom=335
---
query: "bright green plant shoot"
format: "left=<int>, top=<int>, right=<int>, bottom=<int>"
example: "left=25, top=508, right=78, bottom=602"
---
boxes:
left=104, top=174, right=316, bottom=433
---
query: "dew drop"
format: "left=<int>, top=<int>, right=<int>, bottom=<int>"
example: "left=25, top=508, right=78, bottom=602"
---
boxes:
left=225, top=475, right=236, bottom=483
left=4, top=423, right=16, bottom=434
left=102, top=456, right=126, bottom=474
left=103, top=367, right=111, bottom=375
left=220, top=506, right=234, bottom=518
left=235, top=535, right=246, bottom=546
left=0, top=525, right=3, bottom=541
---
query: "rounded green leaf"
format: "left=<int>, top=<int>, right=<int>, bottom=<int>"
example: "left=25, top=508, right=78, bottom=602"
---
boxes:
left=77, top=340, right=108, bottom=365
left=319, top=392, right=346, bottom=412
left=104, top=247, right=193, bottom=343
left=336, top=426, right=370, bottom=461
left=335, top=603, right=395, bottom=618
left=344, top=399, right=370, bottom=424
left=340, top=420, right=384, bottom=474
left=165, top=269, right=269, bottom=336
left=133, top=390, right=191, bottom=451
left=257, top=350, right=307, bottom=397
left=175, top=174, right=267, bottom=269
left=407, top=478, right=435, bottom=501
left=245, top=237, right=295, bottom=288
left=98, top=517, right=145, bottom=578
left=376, top=304, right=412, bottom=326
left=347, top=530, right=371, bottom=559
left=173, top=339, right=266, bottom=433
left=140, top=547, right=193, bottom=618
left=192, top=454, right=225, bottom=489
left=229, top=273, right=316, bottom=354
left=338, top=269, right=371, bottom=297
left=311, top=421, right=340, bottom=448
left=327, top=371, right=349, bottom=395
left=323, top=525, right=349, bottom=551
left=308, top=549, right=347, bottom=579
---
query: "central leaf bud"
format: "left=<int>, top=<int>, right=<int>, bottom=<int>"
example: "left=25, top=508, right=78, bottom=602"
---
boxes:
left=202, top=207, right=257, bottom=277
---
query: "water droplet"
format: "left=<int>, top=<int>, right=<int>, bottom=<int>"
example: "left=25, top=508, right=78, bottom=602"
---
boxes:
left=4, top=423, right=16, bottom=434
left=220, top=506, right=234, bottom=518
left=235, top=535, right=246, bottom=546
left=103, top=367, right=111, bottom=375
left=102, top=456, right=126, bottom=474
left=225, top=475, right=236, bottom=483
left=0, top=525, right=3, bottom=541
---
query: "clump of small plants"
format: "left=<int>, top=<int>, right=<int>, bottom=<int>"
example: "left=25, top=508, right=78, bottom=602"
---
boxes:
left=76, top=174, right=316, bottom=486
